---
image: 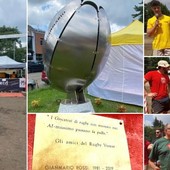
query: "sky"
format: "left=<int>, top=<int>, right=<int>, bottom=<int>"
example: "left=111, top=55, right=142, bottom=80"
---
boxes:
left=28, top=0, right=142, bottom=33
left=0, top=0, right=26, bottom=47
left=145, top=115, right=170, bottom=126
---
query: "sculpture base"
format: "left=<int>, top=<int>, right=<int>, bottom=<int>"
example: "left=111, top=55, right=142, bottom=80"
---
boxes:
left=58, top=99, right=95, bottom=113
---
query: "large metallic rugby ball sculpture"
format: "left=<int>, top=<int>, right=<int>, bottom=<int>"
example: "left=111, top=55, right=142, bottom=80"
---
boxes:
left=44, top=0, right=110, bottom=109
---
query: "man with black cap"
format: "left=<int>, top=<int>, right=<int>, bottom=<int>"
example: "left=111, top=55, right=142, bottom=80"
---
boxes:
left=144, top=60, right=170, bottom=113
left=147, top=0, right=170, bottom=56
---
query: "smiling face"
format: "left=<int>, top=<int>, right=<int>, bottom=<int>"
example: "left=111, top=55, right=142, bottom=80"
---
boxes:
left=155, top=130, right=162, bottom=138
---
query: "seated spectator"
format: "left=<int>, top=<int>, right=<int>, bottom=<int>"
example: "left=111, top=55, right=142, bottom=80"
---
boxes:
left=10, top=71, right=17, bottom=78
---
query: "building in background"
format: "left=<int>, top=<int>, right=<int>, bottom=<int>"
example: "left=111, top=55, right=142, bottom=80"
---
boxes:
left=28, top=25, right=45, bottom=62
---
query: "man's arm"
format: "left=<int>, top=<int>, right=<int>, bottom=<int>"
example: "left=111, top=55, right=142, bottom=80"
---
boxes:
left=168, top=81, right=170, bottom=96
left=147, top=20, right=159, bottom=37
left=144, top=78, right=157, bottom=113
left=147, top=143, right=153, bottom=150
left=148, top=160, right=160, bottom=170
left=144, top=78, right=149, bottom=93
left=144, top=78, right=157, bottom=98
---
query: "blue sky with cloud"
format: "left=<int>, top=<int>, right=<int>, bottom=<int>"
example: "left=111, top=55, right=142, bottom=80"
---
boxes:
left=28, top=0, right=142, bottom=33
left=145, top=115, right=170, bottom=126
left=0, top=0, right=169, bottom=44
left=0, top=0, right=26, bottom=46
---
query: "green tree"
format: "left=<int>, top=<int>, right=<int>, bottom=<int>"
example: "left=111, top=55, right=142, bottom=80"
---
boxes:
left=145, top=126, right=154, bottom=142
left=0, top=26, right=25, bottom=62
left=153, top=117, right=164, bottom=128
left=132, top=1, right=143, bottom=22
left=15, top=47, right=26, bottom=62
left=144, top=2, right=170, bottom=32
left=144, top=57, right=170, bottom=74
left=145, top=117, right=165, bottom=143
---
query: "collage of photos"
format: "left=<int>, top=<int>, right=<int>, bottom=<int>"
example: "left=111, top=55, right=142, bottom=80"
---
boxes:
left=0, top=0, right=170, bottom=170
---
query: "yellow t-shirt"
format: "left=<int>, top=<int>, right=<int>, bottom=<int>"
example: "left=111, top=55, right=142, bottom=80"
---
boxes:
left=147, top=15, right=170, bottom=50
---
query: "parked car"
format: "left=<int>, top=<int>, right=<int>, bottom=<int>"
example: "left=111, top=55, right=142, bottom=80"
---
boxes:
left=28, top=61, right=44, bottom=73
left=41, top=70, right=49, bottom=84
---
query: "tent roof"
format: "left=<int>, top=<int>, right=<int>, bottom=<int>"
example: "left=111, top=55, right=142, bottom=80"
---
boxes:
left=0, top=56, right=25, bottom=69
left=110, top=20, right=143, bottom=46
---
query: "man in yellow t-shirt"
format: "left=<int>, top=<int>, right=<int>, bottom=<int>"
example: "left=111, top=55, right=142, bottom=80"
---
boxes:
left=147, top=0, right=170, bottom=56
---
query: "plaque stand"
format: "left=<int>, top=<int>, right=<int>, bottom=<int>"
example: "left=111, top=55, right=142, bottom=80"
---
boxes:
left=58, top=89, right=95, bottom=113
left=58, top=99, right=95, bottom=113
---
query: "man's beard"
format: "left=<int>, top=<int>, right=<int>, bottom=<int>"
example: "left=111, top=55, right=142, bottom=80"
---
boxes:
left=163, top=68, right=168, bottom=74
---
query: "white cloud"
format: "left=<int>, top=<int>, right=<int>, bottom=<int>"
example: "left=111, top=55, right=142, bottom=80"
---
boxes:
left=110, top=23, right=125, bottom=33
left=0, top=0, right=26, bottom=46
left=144, top=119, right=153, bottom=126
left=144, top=115, right=154, bottom=126
left=155, top=115, right=170, bottom=125
left=145, top=115, right=170, bottom=127
left=28, top=0, right=141, bottom=32
left=0, top=0, right=26, bottom=33
left=28, top=0, right=65, bottom=31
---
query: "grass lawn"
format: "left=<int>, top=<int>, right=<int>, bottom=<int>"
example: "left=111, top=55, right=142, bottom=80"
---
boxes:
left=28, top=86, right=143, bottom=113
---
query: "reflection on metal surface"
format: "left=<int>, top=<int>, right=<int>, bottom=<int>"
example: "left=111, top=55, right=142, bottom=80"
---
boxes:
left=44, top=0, right=110, bottom=103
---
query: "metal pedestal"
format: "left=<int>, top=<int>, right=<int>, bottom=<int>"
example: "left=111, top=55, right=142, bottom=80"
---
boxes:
left=58, top=99, right=95, bottom=113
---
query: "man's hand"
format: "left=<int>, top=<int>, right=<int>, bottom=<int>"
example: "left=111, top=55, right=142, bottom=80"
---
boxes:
left=153, top=166, right=160, bottom=170
left=147, top=92, right=157, bottom=98
left=154, top=19, right=159, bottom=28
left=147, top=20, right=159, bottom=37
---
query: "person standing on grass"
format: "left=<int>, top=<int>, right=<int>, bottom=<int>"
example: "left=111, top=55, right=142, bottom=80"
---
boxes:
left=144, top=60, right=170, bottom=113
left=147, top=0, right=170, bottom=56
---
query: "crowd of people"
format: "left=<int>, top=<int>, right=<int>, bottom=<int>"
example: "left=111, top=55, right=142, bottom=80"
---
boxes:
left=145, top=124, right=170, bottom=170
left=145, top=0, right=170, bottom=168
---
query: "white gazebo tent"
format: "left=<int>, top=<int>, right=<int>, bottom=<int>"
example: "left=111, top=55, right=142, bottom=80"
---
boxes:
left=88, top=20, right=143, bottom=106
left=0, top=56, right=25, bottom=69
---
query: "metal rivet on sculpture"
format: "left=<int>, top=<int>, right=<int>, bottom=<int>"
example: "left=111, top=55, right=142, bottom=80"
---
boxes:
left=44, top=0, right=110, bottom=105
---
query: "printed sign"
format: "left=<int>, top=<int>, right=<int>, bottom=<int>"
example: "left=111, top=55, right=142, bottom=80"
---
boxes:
left=0, top=78, right=24, bottom=91
left=19, top=78, right=25, bottom=88
left=32, top=114, right=131, bottom=170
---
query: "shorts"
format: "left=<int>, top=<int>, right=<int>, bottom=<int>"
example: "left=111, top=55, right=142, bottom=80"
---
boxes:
left=152, top=97, right=170, bottom=113
left=156, top=48, right=170, bottom=56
